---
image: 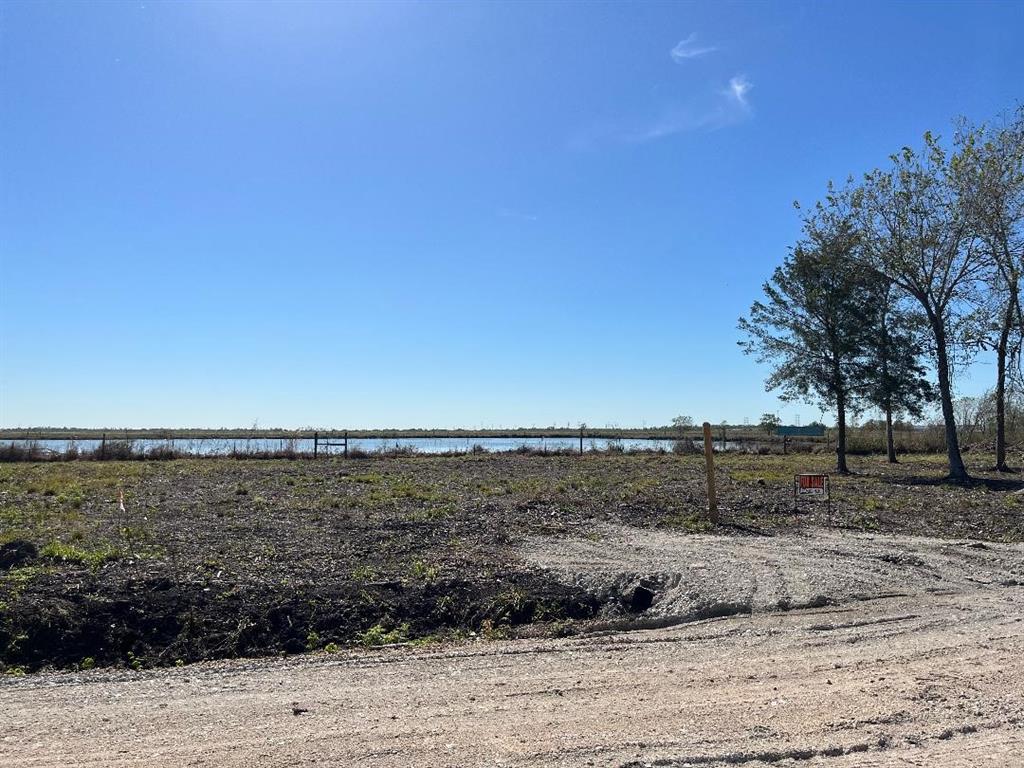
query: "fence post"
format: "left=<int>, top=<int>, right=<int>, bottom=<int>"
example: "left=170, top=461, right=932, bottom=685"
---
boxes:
left=783, top=435, right=788, bottom=455
left=100, top=432, right=106, bottom=460
left=344, top=430, right=349, bottom=459
left=702, top=422, right=719, bottom=524
left=313, top=432, right=318, bottom=459
left=579, top=425, right=584, bottom=455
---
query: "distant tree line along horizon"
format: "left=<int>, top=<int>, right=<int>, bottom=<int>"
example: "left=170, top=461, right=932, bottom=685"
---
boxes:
left=740, top=105, right=1023, bottom=480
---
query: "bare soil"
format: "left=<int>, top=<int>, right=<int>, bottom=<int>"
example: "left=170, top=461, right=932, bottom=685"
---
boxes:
left=2, top=554, right=1021, bottom=766
left=1, top=452, right=1022, bottom=672
left=2, top=452, right=1023, bottom=765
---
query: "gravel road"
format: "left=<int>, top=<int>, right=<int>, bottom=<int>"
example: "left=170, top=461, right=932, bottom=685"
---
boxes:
left=3, top=529, right=1023, bottom=767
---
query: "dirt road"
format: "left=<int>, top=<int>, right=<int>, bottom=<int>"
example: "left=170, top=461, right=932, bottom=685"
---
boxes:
left=3, top=530, right=1023, bottom=767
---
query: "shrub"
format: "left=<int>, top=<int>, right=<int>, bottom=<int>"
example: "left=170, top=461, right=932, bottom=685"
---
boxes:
left=672, top=439, right=700, bottom=455
left=0, top=442, right=47, bottom=462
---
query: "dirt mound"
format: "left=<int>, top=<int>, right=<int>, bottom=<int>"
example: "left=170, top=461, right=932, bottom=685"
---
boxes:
left=0, top=571, right=598, bottom=671
left=0, top=540, right=37, bottom=570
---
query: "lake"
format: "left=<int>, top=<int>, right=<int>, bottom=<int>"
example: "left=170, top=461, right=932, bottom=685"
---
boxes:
left=5, top=436, right=749, bottom=457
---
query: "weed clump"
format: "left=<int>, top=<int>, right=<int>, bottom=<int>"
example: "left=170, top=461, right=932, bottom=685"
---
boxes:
left=357, top=622, right=410, bottom=647
left=39, top=541, right=121, bottom=567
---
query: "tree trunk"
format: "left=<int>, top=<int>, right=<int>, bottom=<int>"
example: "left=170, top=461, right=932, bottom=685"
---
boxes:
left=885, top=402, right=897, bottom=463
left=932, top=319, right=969, bottom=481
left=836, top=393, right=849, bottom=474
left=994, top=291, right=1015, bottom=472
left=880, top=318, right=897, bottom=463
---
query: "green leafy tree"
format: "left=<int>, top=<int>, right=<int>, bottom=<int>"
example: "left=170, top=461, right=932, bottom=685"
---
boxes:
left=740, top=201, right=871, bottom=473
left=670, top=415, right=695, bottom=434
left=953, top=109, right=1024, bottom=470
left=859, top=281, right=935, bottom=462
left=855, top=133, right=988, bottom=481
left=758, top=413, right=781, bottom=434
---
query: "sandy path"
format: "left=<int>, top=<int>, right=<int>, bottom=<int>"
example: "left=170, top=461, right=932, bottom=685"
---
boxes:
left=3, top=531, right=1023, bottom=767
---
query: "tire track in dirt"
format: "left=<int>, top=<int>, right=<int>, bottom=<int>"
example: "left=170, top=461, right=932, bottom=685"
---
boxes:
left=519, top=526, right=1024, bottom=627
left=2, top=533, right=1022, bottom=767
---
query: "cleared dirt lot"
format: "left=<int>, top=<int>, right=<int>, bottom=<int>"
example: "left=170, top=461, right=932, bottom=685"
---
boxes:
left=2, top=452, right=1022, bottom=671
left=3, top=529, right=1023, bottom=767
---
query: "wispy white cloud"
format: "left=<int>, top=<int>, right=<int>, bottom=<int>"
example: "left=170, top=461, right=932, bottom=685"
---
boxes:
left=625, top=76, right=755, bottom=144
left=569, top=50, right=755, bottom=150
left=725, top=75, right=753, bottom=109
left=498, top=207, right=538, bottom=222
left=670, top=33, right=718, bottom=63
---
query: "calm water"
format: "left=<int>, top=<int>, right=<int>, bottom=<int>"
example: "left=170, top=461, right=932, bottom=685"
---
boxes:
left=8, top=436, right=748, bottom=456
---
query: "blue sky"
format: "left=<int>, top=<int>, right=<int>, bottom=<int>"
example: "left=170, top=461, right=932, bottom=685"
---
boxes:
left=1, top=1, right=1022, bottom=429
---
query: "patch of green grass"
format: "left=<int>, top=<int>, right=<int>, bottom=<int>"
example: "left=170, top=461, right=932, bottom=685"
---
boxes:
left=0, top=526, right=34, bottom=546
left=729, top=469, right=793, bottom=484
left=351, top=565, right=377, bottom=582
left=56, top=488, right=85, bottom=509
left=658, top=510, right=714, bottom=532
left=478, top=618, right=511, bottom=640
left=408, top=559, right=438, bottom=582
left=349, top=473, right=384, bottom=485
left=850, top=512, right=880, bottom=530
left=356, top=622, right=410, bottom=647
left=489, top=587, right=528, bottom=622
left=39, top=540, right=121, bottom=567
left=0, top=565, right=55, bottom=595
left=389, top=479, right=447, bottom=502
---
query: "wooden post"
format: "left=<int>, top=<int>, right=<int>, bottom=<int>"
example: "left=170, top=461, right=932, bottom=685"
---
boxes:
left=100, top=432, right=106, bottom=460
left=783, top=435, right=788, bottom=455
left=702, top=422, right=718, bottom=524
left=313, top=432, right=318, bottom=459
left=579, top=426, right=584, bottom=455
left=344, top=430, right=349, bottom=459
